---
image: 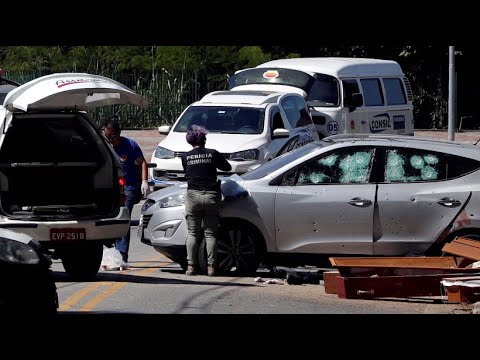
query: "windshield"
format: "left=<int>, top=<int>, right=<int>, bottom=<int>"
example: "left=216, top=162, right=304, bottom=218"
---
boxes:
left=173, top=106, right=265, bottom=134
left=241, top=141, right=330, bottom=180
left=229, top=68, right=339, bottom=108
left=229, top=68, right=315, bottom=92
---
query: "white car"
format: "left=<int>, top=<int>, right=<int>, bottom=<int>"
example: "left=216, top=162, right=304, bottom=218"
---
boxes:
left=0, top=73, right=148, bottom=279
left=140, top=134, right=480, bottom=275
left=149, top=90, right=318, bottom=189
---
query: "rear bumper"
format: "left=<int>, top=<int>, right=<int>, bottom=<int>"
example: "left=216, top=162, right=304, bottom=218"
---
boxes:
left=0, top=207, right=130, bottom=243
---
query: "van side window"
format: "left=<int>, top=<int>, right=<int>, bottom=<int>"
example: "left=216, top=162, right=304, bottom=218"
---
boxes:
left=383, top=78, right=407, bottom=105
left=307, top=74, right=339, bottom=107
left=360, top=78, right=384, bottom=106
left=342, top=79, right=360, bottom=107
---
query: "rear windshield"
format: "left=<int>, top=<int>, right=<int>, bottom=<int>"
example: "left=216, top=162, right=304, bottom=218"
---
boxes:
left=229, top=68, right=315, bottom=92
left=173, top=106, right=265, bottom=135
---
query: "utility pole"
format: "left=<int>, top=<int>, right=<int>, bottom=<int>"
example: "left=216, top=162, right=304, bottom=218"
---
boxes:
left=448, top=46, right=456, bottom=141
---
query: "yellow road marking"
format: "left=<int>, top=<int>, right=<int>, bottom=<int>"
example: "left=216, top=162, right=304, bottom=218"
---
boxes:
left=59, top=282, right=107, bottom=311
left=58, top=257, right=172, bottom=312
left=80, top=266, right=162, bottom=311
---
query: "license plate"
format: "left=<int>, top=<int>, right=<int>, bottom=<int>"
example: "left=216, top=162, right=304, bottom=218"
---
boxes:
left=50, top=228, right=86, bottom=241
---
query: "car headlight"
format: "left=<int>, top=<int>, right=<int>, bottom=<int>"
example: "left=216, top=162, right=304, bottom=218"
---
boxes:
left=159, top=193, right=186, bottom=208
left=0, top=238, right=40, bottom=265
left=154, top=146, right=175, bottom=159
left=228, top=149, right=259, bottom=161
left=141, top=199, right=156, bottom=213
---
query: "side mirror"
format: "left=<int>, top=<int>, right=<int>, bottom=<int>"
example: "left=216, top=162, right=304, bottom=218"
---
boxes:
left=158, top=125, right=171, bottom=135
left=346, top=93, right=364, bottom=112
left=272, top=128, right=290, bottom=138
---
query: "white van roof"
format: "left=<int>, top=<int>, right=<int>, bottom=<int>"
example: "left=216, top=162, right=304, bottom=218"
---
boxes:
left=197, top=90, right=283, bottom=106
left=255, top=57, right=405, bottom=78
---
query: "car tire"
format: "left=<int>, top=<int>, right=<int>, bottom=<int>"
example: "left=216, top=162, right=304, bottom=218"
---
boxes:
left=197, top=219, right=260, bottom=276
left=61, top=242, right=103, bottom=280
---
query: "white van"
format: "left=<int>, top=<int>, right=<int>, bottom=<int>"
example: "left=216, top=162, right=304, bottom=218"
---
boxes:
left=229, top=57, right=414, bottom=139
left=149, top=90, right=318, bottom=188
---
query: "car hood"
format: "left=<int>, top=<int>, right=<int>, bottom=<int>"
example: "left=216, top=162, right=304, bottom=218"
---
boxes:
left=2, top=73, right=148, bottom=112
left=146, top=174, right=249, bottom=203
left=158, top=131, right=268, bottom=153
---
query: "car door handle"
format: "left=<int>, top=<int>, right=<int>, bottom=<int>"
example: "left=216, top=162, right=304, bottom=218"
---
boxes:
left=437, top=197, right=462, bottom=208
left=348, top=197, right=372, bottom=207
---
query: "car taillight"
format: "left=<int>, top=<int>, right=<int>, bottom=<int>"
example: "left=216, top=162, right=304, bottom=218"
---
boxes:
left=119, top=177, right=126, bottom=206
left=350, top=119, right=355, bottom=130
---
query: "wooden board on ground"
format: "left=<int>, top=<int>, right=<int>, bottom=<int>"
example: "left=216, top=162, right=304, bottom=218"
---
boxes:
left=323, top=271, right=340, bottom=294
left=335, top=272, right=480, bottom=300
left=441, top=275, right=480, bottom=304
left=328, top=256, right=478, bottom=277
left=442, top=236, right=480, bottom=261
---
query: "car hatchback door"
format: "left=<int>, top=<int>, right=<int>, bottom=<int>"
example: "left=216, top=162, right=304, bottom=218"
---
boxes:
left=274, top=146, right=377, bottom=255
left=0, top=73, right=148, bottom=149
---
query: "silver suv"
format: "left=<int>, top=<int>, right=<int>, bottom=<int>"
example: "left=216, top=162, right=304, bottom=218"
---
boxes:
left=0, top=73, right=148, bottom=279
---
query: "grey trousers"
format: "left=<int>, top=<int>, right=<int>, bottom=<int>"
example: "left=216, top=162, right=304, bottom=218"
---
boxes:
left=185, top=189, right=222, bottom=266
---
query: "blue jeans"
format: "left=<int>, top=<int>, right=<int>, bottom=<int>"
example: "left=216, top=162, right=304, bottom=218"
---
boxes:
left=116, top=185, right=137, bottom=262
left=185, top=189, right=222, bottom=267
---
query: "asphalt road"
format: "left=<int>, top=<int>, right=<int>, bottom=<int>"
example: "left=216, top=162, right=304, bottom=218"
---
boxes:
left=51, top=202, right=474, bottom=314
left=49, top=129, right=480, bottom=314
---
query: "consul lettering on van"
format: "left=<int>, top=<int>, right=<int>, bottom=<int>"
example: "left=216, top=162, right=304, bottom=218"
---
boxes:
left=370, top=113, right=391, bottom=133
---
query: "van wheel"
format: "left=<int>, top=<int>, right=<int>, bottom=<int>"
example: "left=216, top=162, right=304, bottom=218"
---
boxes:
left=61, top=242, right=103, bottom=280
left=198, top=220, right=260, bottom=276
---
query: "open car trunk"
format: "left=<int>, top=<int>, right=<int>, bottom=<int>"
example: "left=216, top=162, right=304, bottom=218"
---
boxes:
left=0, top=113, right=120, bottom=220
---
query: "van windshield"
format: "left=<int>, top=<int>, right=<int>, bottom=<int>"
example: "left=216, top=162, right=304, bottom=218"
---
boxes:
left=229, top=68, right=339, bottom=107
left=173, top=106, right=265, bottom=134
left=229, top=68, right=315, bottom=92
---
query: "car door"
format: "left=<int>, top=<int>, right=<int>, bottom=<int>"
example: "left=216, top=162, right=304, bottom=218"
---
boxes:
left=277, top=95, right=318, bottom=155
left=374, top=147, right=471, bottom=255
left=274, top=146, right=376, bottom=255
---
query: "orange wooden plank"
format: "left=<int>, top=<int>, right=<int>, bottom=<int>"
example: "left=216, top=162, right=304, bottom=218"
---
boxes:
left=323, top=271, right=340, bottom=294
left=442, top=276, right=480, bottom=304
left=442, top=236, right=480, bottom=261
left=329, top=256, right=457, bottom=268
left=336, top=272, right=480, bottom=300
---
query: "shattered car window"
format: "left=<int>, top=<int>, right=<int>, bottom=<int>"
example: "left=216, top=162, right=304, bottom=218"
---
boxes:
left=297, top=148, right=374, bottom=185
left=385, top=149, right=443, bottom=183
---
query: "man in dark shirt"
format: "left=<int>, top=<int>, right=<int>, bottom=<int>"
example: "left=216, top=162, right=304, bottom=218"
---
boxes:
left=181, top=125, right=232, bottom=276
left=104, top=119, right=150, bottom=265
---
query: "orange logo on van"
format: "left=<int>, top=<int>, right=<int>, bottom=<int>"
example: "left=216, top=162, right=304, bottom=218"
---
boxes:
left=262, top=70, right=279, bottom=79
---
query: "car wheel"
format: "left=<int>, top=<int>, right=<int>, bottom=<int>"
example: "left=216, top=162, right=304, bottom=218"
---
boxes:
left=61, top=242, right=103, bottom=280
left=198, top=220, right=260, bottom=276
